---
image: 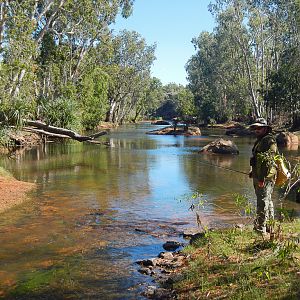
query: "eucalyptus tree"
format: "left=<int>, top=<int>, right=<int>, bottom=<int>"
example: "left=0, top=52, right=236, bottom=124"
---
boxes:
left=97, top=30, right=156, bottom=124
left=265, top=47, right=300, bottom=128
left=264, top=0, right=300, bottom=128
left=187, top=32, right=222, bottom=122
left=186, top=31, right=245, bottom=123
left=208, top=0, right=266, bottom=118
left=187, top=0, right=299, bottom=123
left=131, top=77, right=164, bottom=122
left=176, top=88, right=196, bottom=120
left=0, top=0, right=134, bottom=127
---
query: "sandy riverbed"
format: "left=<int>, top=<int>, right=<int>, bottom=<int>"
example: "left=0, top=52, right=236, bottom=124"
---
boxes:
left=0, top=176, right=35, bottom=213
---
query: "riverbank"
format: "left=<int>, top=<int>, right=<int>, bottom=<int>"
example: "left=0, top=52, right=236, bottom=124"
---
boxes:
left=141, top=220, right=300, bottom=299
left=0, top=169, right=35, bottom=213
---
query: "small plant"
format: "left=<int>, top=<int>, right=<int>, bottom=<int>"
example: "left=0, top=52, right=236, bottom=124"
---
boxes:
left=252, top=265, right=272, bottom=281
left=233, top=193, right=255, bottom=218
left=275, top=239, right=299, bottom=263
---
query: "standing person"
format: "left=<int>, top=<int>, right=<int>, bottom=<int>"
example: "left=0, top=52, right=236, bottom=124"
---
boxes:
left=249, top=118, right=278, bottom=234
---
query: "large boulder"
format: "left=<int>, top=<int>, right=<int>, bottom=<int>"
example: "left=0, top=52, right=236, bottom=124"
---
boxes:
left=276, top=132, right=299, bottom=147
left=200, top=138, right=239, bottom=154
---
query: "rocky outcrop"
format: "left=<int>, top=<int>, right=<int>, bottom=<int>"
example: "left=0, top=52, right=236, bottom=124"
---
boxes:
left=199, top=138, right=239, bottom=154
left=147, top=126, right=201, bottom=136
left=151, top=120, right=172, bottom=125
left=226, top=127, right=253, bottom=136
left=276, top=132, right=299, bottom=147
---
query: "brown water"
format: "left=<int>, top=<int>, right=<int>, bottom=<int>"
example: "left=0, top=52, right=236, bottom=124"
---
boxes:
left=0, top=123, right=299, bottom=299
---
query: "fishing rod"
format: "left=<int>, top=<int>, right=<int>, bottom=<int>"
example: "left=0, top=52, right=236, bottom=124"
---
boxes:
left=198, top=160, right=249, bottom=175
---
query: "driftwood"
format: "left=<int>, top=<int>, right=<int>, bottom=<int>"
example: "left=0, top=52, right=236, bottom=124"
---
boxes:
left=24, top=120, right=107, bottom=142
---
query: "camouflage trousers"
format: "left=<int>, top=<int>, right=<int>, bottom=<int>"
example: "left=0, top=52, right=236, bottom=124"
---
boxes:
left=253, top=178, right=275, bottom=233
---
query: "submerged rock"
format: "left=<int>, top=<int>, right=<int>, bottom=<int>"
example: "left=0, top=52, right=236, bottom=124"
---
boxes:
left=199, top=138, right=239, bottom=154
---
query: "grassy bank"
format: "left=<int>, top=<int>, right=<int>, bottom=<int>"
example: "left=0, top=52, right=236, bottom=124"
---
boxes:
left=174, top=219, right=300, bottom=299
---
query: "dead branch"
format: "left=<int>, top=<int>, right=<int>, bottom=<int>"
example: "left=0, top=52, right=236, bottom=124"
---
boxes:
left=24, top=120, right=107, bottom=142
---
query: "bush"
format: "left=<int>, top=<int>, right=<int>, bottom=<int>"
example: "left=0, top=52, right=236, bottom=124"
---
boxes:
left=0, top=98, right=36, bottom=128
left=40, top=97, right=79, bottom=129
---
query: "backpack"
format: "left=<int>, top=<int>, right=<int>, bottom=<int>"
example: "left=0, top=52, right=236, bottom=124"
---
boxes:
left=275, top=156, right=291, bottom=186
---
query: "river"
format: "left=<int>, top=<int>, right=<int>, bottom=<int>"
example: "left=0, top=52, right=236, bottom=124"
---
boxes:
left=0, top=123, right=299, bottom=299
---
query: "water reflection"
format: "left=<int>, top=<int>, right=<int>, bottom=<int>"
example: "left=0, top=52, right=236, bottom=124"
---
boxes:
left=0, top=124, right=299, bottom=298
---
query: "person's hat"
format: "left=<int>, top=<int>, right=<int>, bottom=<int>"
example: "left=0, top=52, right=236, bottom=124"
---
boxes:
left=249, top=117, right=271, bottom=129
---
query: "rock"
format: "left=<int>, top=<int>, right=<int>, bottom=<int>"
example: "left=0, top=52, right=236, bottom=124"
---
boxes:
left=185, top=126, right=201, bottom=136
left=136, top=258, right=156, bottom=267
left=200, top=138, right=239, bottom=154
left=226, top=128, right=252, bottom=136
left=142, top=286, right=175, bottom=299
left=276, top=132, right=299, bottom=147
left=235, top=223, right=245, bottom=229
left=151, top=120, right=171, bottom=125
left=162, top=241, right=182, bottom=251
left=147, top=126, right=201, bottom=136
left=158, top=252, right=174, bottom=260
left=138, top=267, right=153, bottom=276
left=224, top=122, right=254, bottom=136
left=226, top=127, right=253, bottom=136
left=182, top=228, right=204, bottom=238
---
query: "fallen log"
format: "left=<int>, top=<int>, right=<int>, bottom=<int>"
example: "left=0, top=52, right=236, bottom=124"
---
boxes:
left=24, top=120, right=107, bottom=142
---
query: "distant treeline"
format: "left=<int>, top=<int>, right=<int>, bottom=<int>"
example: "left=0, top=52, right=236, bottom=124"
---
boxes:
left=185, top=0, right=300, bottom=128
left=0, top=1, right=299, bottom=131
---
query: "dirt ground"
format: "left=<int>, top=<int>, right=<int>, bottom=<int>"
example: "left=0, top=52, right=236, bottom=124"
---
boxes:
left=0, top=176, right=35, bottom=213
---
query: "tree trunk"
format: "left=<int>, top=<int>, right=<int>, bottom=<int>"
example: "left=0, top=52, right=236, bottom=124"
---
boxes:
left=0, top=2, right=6, bottom=52
left=106, top=100, right=117, bottom=122
left=24, top=120, right=107, bottom=142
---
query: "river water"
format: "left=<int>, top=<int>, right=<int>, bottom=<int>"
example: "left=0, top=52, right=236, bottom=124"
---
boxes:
left=0, top=123, right=299, bottom=299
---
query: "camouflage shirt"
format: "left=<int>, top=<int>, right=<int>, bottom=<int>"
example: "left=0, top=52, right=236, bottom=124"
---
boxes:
left=250, top=133, right=278, bottom=182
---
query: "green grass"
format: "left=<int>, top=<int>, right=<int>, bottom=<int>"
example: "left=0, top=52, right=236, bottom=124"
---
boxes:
left=175, top=219, right=300, bottom=299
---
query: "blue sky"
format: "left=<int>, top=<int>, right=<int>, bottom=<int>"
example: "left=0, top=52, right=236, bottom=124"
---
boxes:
left=112, top=0, right=215, bottom=86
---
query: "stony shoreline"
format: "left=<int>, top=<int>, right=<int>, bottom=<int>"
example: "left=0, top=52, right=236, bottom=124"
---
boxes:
left=136, top=231, right=205, bottom=299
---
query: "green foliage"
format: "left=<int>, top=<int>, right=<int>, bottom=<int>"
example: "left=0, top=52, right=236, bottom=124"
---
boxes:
left=142, top=77, right=164, bottom=119
left=186, top=0, right=300, bottom=123
left=177, top=88, right=196, bottom=118
left=275, top=240, right=299, bottom=262
left=79, top=68, right=109, bottom=130
left=100, top=30, right=156, bottom=123
left=40, top=97, right=78, bottom=129
left=0, top=128, right=12, bottom=148
left=233, top=193, right=255, bottom=217
left=0, top=97, right=36, bottom=128
left=186, top=30, right=251, bottom=123
left=265, top=47, right=300, bottom=128
left=0, top=0, right=142, bottom=128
